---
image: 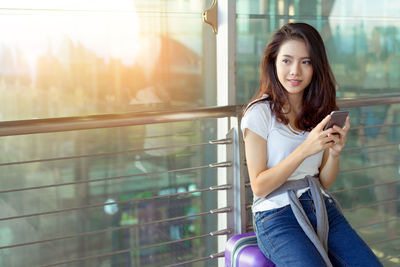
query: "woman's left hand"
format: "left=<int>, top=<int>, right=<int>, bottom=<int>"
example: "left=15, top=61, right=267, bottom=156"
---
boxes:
left=328, top=116, right=350, bottom=158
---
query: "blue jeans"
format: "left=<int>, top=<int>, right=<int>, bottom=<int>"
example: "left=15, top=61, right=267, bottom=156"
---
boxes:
left=254, top=190, right=382, bottom=266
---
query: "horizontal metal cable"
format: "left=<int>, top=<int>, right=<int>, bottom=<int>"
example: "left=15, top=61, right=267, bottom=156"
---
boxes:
left=209, top=161, right=233, bottom=168
left=209, top=138, right=232, bottom=145
left=0, top=207, right=232, bottom=250
left=381, top=253, right=400, bottom=263
left=343, top=199, right=400, bottom=213
left=339, top=161, right=399, bottom=174
left=40, top=228, right=231, bottom=267
left=355, top=217, right=400, bottom=230
left=0, top=142, right=209, bottom=166
left=368, top=236, right=400, bottom=246
left=343, top=142, right=400, bottom=152
left=349, top=122, right=400, bottom=131
left=0, top=106, right=237, bottom=136
left=351, top=133, right=395, bottom=142
left=0, top=138, right=231, bottom=166
left=0, top=183, right=232, bottom=222
left=330, top=179, right=400, bottom=194
left=165, top=252, right=225, bottom=267
left=337, top=94, right=400, bottom=108
left=0, top=161, right=231, bottom=195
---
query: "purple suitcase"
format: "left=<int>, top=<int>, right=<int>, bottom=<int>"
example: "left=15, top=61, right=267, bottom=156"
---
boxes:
left=225, top=232, right=275, bottom=267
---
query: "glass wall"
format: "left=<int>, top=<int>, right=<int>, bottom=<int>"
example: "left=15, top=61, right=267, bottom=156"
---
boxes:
left=237, top=1, right=400, bottom=265
left=0, top=0, right=216, bottom=121
left=333, top=102, right=400, bottom=266
left=236, top=0, right=400, bottom=103
left=0, top=120, right=221, bottom=266
left=0, top=1, right=219, bottom=266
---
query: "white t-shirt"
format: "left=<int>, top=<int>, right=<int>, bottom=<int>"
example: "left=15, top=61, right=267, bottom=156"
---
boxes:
left=241, top=95, right=324, bottom=212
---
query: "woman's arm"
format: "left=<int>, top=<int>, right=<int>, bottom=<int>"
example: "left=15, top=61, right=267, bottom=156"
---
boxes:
left=319, top=116, right=351, bottom=189
left=244, top=129, right=307, bottom=197
left=244, top=115, right=336, bottom=198
left=319, top=149, right=340, bottom=189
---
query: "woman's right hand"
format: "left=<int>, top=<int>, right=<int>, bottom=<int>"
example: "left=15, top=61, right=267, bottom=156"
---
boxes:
left=299, top=115, right=336, bottom=157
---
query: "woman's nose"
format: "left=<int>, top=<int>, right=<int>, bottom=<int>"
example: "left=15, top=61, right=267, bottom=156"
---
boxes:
left=290, top=63, right=301, bottom=76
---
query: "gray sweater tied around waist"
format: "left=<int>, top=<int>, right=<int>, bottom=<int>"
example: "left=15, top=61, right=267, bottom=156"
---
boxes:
left=259, top=175, right=342, bottom=267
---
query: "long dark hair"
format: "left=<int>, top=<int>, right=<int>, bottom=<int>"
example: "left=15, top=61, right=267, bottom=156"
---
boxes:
left=246, top=22, right=338, bottom=131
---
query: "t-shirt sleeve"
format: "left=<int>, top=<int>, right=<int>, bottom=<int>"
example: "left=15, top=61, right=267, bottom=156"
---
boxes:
left=240, top=103, right=271, bottom=141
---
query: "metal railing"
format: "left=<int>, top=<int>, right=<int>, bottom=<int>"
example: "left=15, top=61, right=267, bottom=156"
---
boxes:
left=0, top=105, right=242, bottom=266
left=0, top=105, right=238, bottom=136
left=0, top=94, right=399, bottom=266
left=3, top=94, right=399, bottom=136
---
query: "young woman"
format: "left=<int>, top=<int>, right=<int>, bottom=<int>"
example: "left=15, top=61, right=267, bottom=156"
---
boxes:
left=241, top=23, right=382, bottom=266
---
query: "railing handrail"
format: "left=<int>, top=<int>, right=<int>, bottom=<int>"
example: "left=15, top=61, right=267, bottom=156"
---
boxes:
left=337, top=93, right=400, bottom=108
left=1, top=94, right=400, bottom=136
left=0, top=105, right=238, bottom=136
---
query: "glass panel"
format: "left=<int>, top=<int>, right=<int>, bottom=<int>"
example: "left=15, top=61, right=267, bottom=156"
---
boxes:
left=236, top=0, right=400, bottom=104
left=0, top=1, right=219, bottom=266
left=0, top=0, right=216, bottom=121
left=0, top=119, right=220, bottom=266
left=333, top=103, right=400, bottom=264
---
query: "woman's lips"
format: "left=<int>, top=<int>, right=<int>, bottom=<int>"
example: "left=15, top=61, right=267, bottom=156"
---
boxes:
left=287, top=79, right=302, bottom=86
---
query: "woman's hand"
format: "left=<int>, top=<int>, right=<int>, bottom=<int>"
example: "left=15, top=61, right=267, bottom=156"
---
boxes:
left=327, top=116, right=350, bottom=158
left=319, top=116, right=350, bottom=189
left=299, top=115, right=338, bottom=157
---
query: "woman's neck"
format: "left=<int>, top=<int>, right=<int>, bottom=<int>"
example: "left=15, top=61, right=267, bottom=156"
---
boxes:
left=284, top=97, right=303, bottom=116
left=283, top=96, right=303, bottom=131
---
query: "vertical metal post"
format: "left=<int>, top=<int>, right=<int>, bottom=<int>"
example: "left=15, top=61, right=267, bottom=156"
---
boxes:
left=226, top=124, right=246, bottom=238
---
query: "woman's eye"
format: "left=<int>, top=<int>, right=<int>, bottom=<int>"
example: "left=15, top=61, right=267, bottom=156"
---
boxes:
left=303, top=60, right=311, bottom=65
left=282, top=59, right=290, bottom=63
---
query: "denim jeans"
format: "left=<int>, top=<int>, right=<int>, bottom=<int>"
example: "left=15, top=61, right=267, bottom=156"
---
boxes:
left=254, top=190, right=382, bottom=267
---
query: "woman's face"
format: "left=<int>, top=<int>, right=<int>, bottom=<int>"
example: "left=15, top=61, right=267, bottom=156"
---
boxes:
left=276, top=39, right=313, bottom=97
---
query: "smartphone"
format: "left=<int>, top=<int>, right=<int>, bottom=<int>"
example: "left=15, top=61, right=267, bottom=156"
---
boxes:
left=323, top=110, right=349, bottom=131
